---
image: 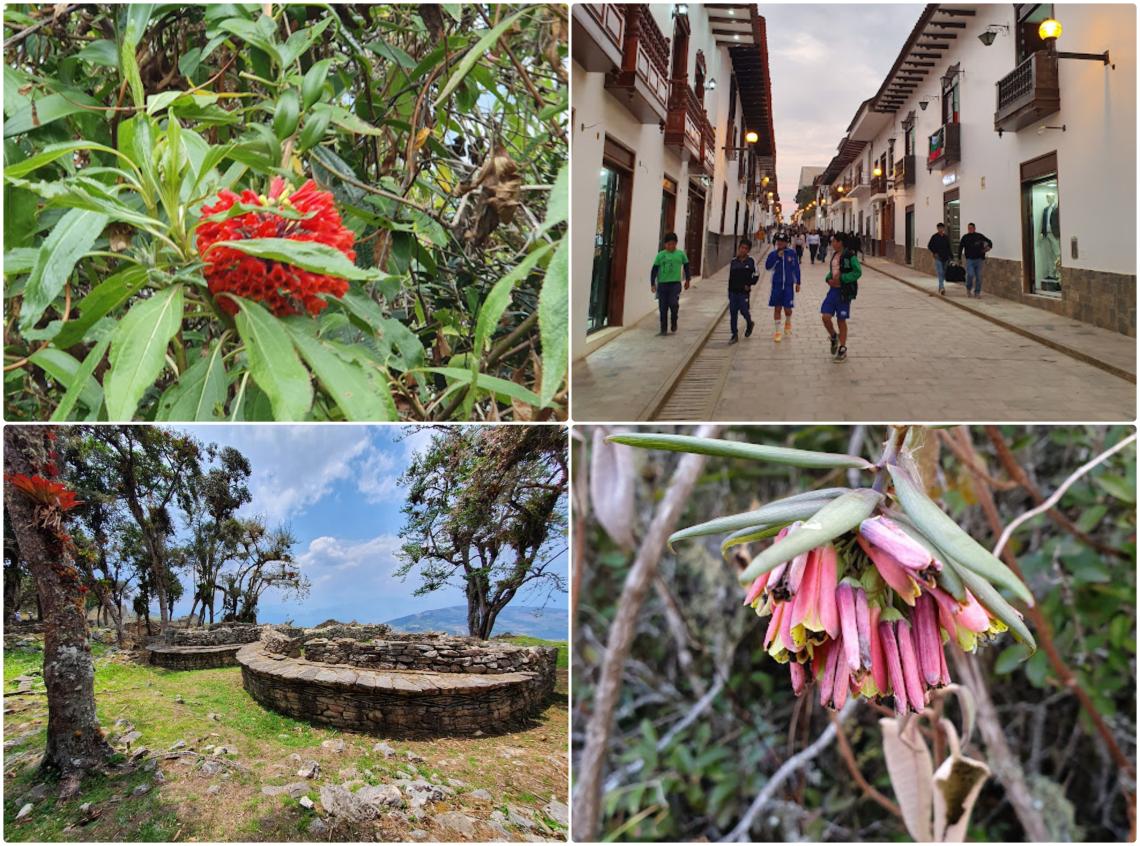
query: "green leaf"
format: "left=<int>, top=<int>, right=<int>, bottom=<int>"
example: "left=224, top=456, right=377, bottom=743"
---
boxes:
left=887, top=464, right=1035, bottom=606
left=1093, top=472, right=1135, bottom=504
left=423, top=366, right=542, bottom=410
left=608, top=433, right=876, bottom=471
left=4, top=140, right=130, bottom=179
left=77, top=39, right=120, bottom=68
left=434, top=7, right=531, bottom=107
left=720, top=523, right=797, bottom=557
left=156, top=341, right=227, bottom=421
left=738, top=489, right=884, bottom=584
left=20, top=209, right=109, bottom=332
left=49, top=336, right=111, bottom=421
left=473, top=242, right=552, bottom=359
left=103, top=285, right=184, bottom=420
left=3, top=92, right=101, bottom=137
left=284, top=322, right=394, bottom=421
left=993, top=643, right=1032, bottom=674
left=232, top=298, right=313, bottom=421
left=943, top=557, right=1036, bottom=652
left=120, top=5, right=155, bottom=109
left=538, top=237, right=568, bottom=407
left=54, top=265, right=150, bottom=348
left=539, top=163, right=568, bottom=233
left=30, top=347, right=104, bottom=418
left=668, top=489, right=850, bottom=546
left=327, top=105, right=383, bottom=136
left=146, top=90, right=187, bottom=116
left=209, top=238, right=383, bottom=282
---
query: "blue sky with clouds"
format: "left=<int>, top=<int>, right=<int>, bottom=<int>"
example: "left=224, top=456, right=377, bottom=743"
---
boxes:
left=161, top=425, right=568, bottom=627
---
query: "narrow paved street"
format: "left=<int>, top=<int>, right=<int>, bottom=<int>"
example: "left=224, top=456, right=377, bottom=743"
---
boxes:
left=573, top=258, right=1134, bottom=422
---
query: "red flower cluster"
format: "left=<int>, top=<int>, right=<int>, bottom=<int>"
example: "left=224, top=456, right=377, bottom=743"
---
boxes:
left=196, top=177, right=356, bottom=317
left=6, top=474, right=81, bottom=511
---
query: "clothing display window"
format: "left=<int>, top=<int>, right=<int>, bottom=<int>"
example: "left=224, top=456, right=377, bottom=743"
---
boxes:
left=1024, top=176, right=1061, bottom=295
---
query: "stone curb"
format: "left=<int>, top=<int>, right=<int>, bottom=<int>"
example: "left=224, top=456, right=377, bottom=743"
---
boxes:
left=865, top=260, right=1135, bottom=385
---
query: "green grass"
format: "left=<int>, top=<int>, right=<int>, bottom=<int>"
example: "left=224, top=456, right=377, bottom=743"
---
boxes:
left=4, top=640, right=568, bottom=842
left=502, top=636, right=569, bottom=670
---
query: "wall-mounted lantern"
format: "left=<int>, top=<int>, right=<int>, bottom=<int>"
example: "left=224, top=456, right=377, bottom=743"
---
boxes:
left=1039, top=16, right=1113, bottom=66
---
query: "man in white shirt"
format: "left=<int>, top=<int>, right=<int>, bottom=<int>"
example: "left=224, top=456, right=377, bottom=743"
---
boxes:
left=807, top=231, right=821, bottom=264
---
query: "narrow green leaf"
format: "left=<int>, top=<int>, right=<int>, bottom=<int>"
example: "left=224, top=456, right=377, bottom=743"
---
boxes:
left=422, top=366, right=542, bottom=410
left=285, top=322, right=394, bottom=421
left=30, top=347, right=103, bottom=418
left=103, top=285, right=184, bottom=420
left=20, top=209, right=109, bottom=332
left=887, top=464, right=1034, bottom=606
left=943, top=558, right=1036, bottom=652
left=607, top=432, right=876, bottom=471
left=4, top=140, right=129, bottom=178
left=538, top=163, right=568, bottom=234
left=210, top=238, right=382, bottom=282
left=434, top=7, right=530, bottom=107
left=473, top=242, right=552, bottom=358
left=120, top=5, right=155, bottom=109
left=538, top=237, right=568, bottom=407
left=49, top=336, right=111, bottom=421
left=55, top=265, right=149, bottom=348
left=738, top=489, right=884, bottom=584
left=156, top=341, right=227, bottom=421
left=720, top=523, right=794, bottom=558
left=669, top=489, right=850, bottom=546
left=232, top=298, right=313, bottom=421
left=3, top=92, right=101, bottom=137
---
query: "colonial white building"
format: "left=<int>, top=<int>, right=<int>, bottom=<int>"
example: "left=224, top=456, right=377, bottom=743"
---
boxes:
left=571, top=3, right=778, bottom=356
left=808, top=3, right=1135, bottom=335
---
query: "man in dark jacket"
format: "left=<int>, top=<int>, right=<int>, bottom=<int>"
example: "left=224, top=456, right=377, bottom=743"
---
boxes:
left=927, top=223, right=952, bottom=295
left=727, top=239, right=758, bottom=343
left=958, top=223, right=993, bottom=298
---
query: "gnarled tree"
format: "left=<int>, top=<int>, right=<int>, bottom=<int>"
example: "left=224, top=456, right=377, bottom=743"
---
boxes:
left=397, top=425, right=568, bottom=638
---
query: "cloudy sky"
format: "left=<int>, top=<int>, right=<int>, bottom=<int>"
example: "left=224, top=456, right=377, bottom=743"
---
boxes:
left=162, top=425, right=568, bottom=627
left=760, top=4, right=922, bottom=206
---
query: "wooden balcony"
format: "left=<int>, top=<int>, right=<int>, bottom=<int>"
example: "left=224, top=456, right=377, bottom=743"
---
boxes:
left=927, top=122, right=961, bottom=171
left=893, top=154, right=916, bottom=187
left=994, top=50, right=1060, bottom=133
left=605, top=5, right=670, bottom=124
left=571, top=4, right=625, bottom=72
left=664, top=80, right=715, bottom=175
left=869, top=173, right=889, bottom=201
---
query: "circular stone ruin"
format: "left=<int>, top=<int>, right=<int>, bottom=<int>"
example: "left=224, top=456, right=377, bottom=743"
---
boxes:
left=237, top=624, right=558, bottom=735
left=146, top=623, right=263, bottom=670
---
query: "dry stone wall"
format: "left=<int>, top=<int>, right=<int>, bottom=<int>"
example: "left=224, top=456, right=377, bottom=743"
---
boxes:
left=238, top=632, right=558, bottom=735
left=165, top=623, right=264, bottom=647
left=147, top=643, right=244, bottom=670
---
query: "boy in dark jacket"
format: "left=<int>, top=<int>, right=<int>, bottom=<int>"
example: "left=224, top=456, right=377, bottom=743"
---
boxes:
left=727, top=239, right=758, bottom=343
left=927, top=223, right=952, bottom=294
left=765, top=233, right=801, bottom=342
left=822, top=233, right=861, bottom=361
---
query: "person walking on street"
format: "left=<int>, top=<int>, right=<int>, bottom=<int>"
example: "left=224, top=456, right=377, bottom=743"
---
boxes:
left=793, top=232, right=806, bottom=262
left=765, top=233, right=801, bottom=342
left=822, top=232, right=860, bottom=362
left=727, top=238, right=758, bottom=343
left=958, top=222, right=994, bottom=298
left=927, top=222, right=952, bottom=295
left=807, top=230, right=821, bottom=264
left=650, top=232, right=690, bottom=335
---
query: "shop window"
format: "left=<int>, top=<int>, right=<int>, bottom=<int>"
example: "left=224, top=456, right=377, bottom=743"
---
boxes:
left=943, top=188, right=961, bottom=257
left=1020, top=152, right=1061, bottom=295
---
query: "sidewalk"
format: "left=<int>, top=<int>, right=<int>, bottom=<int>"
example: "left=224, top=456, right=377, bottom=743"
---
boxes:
left=862, top=257, right=1136, bottom=383
left=572, top=246, right=770, bottom=421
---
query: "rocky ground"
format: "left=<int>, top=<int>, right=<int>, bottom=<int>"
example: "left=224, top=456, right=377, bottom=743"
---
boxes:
left=3, top=634, right=568, bottom=842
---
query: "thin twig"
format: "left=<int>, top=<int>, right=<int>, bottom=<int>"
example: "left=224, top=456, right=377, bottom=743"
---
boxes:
left=828, top=710, right=903, bottom=819
left=573, top=424, right=722, bottom=841
left=992, top=431, right=1137, bottom=558
left=722, top=700, right=856, bottom=842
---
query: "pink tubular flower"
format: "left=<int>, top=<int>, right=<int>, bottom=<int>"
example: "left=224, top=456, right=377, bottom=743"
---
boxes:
left=895, top=619, right=927, bottom=713
left=858, top=515, right=941, bottom=573
left=857, top=533, right=923, bottom=605
left=791, top=545, right=840, bottom=643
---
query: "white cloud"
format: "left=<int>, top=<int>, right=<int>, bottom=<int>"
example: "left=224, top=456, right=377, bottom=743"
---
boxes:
left=297, top=533, right=403, bottom=575
left=355, top=445, right=402, bottom=504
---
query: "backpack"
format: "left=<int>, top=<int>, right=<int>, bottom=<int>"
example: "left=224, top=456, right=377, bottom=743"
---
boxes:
left=839, top=250, right=859, bottom=301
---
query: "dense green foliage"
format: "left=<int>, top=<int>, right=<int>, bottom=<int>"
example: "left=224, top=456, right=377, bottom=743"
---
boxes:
left=573, top=425, right=1136, bottom=842
left=4, top=4, right=567, bottom=421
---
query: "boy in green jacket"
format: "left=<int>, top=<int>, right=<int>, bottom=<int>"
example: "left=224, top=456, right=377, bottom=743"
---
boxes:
left=821, top=233, right=861, bottom=361
left=650, top=233, right=691, bottom=335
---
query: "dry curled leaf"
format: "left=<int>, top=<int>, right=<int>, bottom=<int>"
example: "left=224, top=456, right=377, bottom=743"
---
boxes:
left=589, top=428, right=637, bottom=551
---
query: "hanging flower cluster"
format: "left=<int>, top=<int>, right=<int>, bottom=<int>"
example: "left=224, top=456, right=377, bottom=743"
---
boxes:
left=196, top=177, right=357, bottom=317
left=747, top=516, right=1006, bottom=714
left=607, top=431, right=1038, bottom=719
left=6, top=473, right=81, bottom=511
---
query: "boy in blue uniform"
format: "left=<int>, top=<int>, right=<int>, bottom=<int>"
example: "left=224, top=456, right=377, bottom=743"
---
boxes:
left=727, top=239, right=758, bottom=343
left=821, top=232, right=861, bottom=362
left=765, top=233, right=800, bottom=342
left=650, top=232, right=691, bottom=335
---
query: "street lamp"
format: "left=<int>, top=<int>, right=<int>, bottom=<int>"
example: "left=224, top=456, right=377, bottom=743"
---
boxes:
left=705, top=77, right=717, bottom=91
left=673, top=3, right=688, bottom=16
left=872, top=165, right=882, bottom=177
left=745, top=129, right=759, bottom=144
left=1039, top=16, right=1112, bottom=65
left=977, top=24, right=1009, bottom=46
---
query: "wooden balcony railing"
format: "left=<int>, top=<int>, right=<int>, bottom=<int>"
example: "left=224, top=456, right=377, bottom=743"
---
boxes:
left=664, top=79, right=715, bottom=174
left=927, top=121, right=961, bottom=170
left=606, top=5, right=670, bottom=123
left=893, top=154, right=916, bottom=187
left=571, top=4, right=625, bottom=72
left=994, top=50, right=1060, bottom=133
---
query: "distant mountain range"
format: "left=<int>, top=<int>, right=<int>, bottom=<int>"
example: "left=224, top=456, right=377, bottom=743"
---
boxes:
left=384, top=605, right=567, bottom=640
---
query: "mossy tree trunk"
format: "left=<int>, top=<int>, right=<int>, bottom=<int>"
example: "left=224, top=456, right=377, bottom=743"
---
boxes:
left=3, top=427, right=112, bottom=793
